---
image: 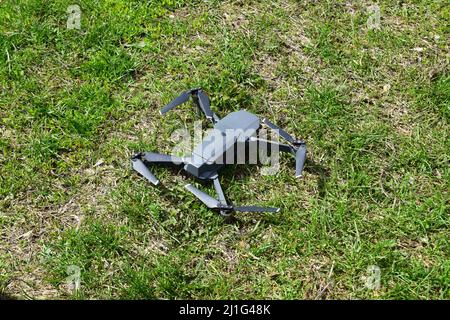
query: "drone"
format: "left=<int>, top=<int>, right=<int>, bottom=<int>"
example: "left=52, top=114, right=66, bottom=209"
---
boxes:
left=131, top=88, right=307, bottom=215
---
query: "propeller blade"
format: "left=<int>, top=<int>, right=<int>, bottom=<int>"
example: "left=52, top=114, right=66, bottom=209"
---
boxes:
left=295, top=144, right=307, bottom=178
left=131, top=158, right=159, bottom=185
left=234, top=206, right=280, bottom=213
left=185, top=184, right=221, bottom=209
left=262, top=118, right=295, bottom=144
left=160, top=90, right=191, bottom=115
left=197, top=90, right=213, bottom=119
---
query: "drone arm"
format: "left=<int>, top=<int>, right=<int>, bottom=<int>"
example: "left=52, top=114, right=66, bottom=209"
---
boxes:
left=259, top=119, right=307, bottom=177
left=250, top=135, right=306, bottom=176
left=141, top=152, right=185, bottom=166
left=212, top=113, right=220, bottom=123
left=249, top=136, right=294, bottom=153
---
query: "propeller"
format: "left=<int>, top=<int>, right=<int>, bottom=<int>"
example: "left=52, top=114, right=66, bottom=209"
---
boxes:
left=185, top=183, right=221, bottom=209
left=262, top=118, right=307, bottom=178
left=159, top=88, right=213, bottom=119
left=197, top=90, right=213, bottom=119
left=185, top=184, right=280, bottom=213
left=131, top=158, right=159, bottom=185
left=234, top=206, right=280, bottom=213
left=159, top=90, right=192, bottom=115
left=295, top=144, right=307, bottom=178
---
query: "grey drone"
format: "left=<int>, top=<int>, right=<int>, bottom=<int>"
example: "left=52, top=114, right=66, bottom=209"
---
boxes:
left=131, top=88, right=307, bottom=215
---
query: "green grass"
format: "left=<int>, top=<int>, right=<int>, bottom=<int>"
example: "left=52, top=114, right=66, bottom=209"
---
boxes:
left=0, top=0, right=449, bottom=299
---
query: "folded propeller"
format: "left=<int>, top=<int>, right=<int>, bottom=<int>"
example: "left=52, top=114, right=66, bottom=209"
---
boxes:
left=160, top=88, right=214, bottom=120
left=262, top=118, right=307, bottom=178
left=185, top=184, right=280, bottom=214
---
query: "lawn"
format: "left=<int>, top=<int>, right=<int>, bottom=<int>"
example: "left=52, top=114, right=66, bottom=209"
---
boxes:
left=0, top=0, right=448, bottom=299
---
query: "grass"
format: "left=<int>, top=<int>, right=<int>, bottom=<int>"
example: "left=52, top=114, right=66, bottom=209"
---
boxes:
left=0, top=0, right=448, bottom=299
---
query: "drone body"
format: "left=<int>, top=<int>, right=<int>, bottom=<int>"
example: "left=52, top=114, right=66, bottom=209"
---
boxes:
left=184, top=109, right=259, bottom=180
left=131, top=88, right=307, bottom=215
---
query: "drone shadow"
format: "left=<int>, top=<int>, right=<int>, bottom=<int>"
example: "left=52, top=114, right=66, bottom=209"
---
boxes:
left=218, top=157, right=329, bottom=197
left=303, top=158, right=330, bottom=199
left=143, top=156, right=329, bottom=225
left=218, top=158, right=329, bottom=226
